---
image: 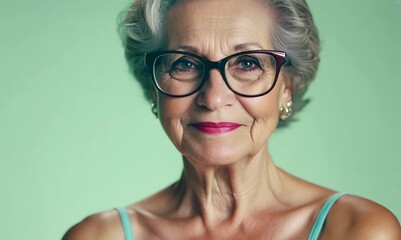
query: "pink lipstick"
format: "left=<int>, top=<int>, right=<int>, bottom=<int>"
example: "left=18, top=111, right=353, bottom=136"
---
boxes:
left=192, top=122, right=241, bottom=134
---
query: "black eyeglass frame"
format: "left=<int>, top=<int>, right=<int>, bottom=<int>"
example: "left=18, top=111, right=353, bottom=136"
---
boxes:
left=144, top=50, right=288, bottom=98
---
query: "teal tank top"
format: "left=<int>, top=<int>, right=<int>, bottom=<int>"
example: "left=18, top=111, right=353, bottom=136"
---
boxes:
left=308, top=192, right=347, bottom=240
left=116, top=192, right=346, bottom=240
left=116, top=207, right=134, bottom=240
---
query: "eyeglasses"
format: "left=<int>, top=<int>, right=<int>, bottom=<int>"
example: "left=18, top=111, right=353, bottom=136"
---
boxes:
left=144, top=50, right=287, bottom=97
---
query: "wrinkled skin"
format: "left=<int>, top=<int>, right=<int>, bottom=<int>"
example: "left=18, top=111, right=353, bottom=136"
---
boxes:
left=62, top=0, right=401, bottom=239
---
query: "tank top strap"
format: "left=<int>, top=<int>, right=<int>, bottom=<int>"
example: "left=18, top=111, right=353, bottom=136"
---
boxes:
left=116, top=207, right=134, bottom=240
left=308, top=192, right=347, bottom=240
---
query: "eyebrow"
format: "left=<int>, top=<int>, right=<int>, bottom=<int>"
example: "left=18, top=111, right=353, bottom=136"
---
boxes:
left=233, top=43, right=263, bottom=52
left=173, top=43, right=264, bottom=55
left=174, top=45, right=200, bottom=54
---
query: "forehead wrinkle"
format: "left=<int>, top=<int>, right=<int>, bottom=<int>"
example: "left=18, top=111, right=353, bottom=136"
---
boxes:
left=167, top=23, right=232, bottom=59
left=169, top=22, right=268, bottom=54
left=166, top=0, right=273, bottom=55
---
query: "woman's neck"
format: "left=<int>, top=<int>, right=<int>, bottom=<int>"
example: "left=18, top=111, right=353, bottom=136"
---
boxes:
left=174, top=148, right=287, bottom=228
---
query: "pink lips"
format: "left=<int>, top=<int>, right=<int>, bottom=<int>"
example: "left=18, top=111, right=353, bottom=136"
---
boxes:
left=192, top=122, right=241, bottom=134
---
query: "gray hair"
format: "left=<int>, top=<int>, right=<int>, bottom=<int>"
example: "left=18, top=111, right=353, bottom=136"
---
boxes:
left=118, top=0, right=320, bottom=125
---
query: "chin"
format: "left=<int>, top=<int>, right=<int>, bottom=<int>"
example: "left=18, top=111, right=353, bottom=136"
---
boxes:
left=181, top=142, right=253, bottom=167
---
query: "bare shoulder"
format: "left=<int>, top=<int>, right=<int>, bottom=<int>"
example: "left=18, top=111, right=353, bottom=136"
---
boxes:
left=322, top=194, right=401, bottom=240
left=62, top=210, right=125, bottom=240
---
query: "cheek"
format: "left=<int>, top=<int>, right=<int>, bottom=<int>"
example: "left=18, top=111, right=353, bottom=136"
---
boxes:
left=241, top=93, right=281, bottom=142
left=242, top=87, right=281, bottom=119
left=157, top=95, right=195, bottom=149
left=158, top=97, right=189, bottom=120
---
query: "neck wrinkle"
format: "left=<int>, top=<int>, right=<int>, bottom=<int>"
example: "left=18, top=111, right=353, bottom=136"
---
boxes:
left=175, top=149, right=285, bottom=229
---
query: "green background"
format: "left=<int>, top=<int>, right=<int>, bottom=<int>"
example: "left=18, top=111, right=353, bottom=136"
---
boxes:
left=1, top=0, right=400, bottom=239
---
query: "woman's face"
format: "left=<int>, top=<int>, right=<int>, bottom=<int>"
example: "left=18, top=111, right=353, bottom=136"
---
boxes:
left=156, top=0, right=291, bottom=165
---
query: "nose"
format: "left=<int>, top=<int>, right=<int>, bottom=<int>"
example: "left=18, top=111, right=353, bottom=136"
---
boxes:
left=196, top=69, right=236, bottom=110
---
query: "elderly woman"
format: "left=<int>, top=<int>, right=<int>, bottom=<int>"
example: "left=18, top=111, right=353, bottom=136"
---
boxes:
left=64, top=0, right=400, bottom=239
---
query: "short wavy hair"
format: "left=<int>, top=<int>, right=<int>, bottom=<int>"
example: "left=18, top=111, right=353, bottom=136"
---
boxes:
left=118, top=0, right=320, bottom=125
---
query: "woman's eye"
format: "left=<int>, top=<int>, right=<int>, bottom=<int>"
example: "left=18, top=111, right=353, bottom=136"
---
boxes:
left=167, top=56, right=202, bottom=80
left=239, top=60, right=254, bottom=69
left=235, top=57, right=261, bottom=70
left=172, top=59, right=196, bottom=71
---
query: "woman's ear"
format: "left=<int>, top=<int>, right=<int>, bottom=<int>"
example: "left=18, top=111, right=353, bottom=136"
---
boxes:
left=150, top=88, right=159, bottom=118
left=150, top=87, right=157, bottom=103
left=279, top=75, right=293, bottom=106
